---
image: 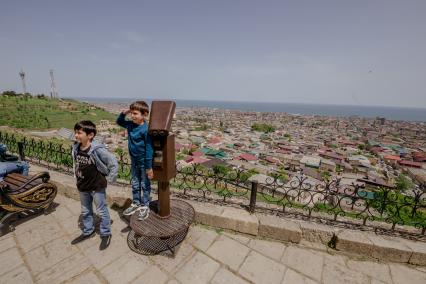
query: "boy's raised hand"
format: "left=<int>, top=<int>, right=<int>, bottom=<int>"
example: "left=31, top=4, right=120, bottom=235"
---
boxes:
left=121, top=109, right=131, bottom=115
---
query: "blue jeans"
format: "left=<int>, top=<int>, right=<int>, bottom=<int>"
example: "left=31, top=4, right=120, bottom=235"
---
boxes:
left=79, top=189, right=111, bottom=236
left=130, top=158, right=151, bottom=206
left=0, top=161, right=29, bottom=181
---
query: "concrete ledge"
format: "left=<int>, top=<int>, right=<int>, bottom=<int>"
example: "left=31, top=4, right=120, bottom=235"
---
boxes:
left=189, top=201, right=258, bottom=235
left=221, top=207, right=259, bottom=235
left=365, top=233, right=412, bottom=263
left=335, top=230, right=417, bottom=264
left=299, top=221, right=341, bottom=245
left=257, top=214, right=301, bottom=243
left=401, top=239, right=426, bottom=266
left=189, top=201, right=225, bottom=228
left=335, top=230, right=376, bottom=257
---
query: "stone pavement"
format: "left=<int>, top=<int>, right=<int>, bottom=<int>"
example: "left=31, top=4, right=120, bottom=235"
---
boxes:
left=1, top=194, right=426, bottom=284
left=30, top=163, right=426, bottom=266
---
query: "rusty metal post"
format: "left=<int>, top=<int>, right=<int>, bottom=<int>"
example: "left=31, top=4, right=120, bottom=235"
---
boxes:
left=158, top=181, right=171, bottom=218
left=17, top=142, right=25, bottom=161
left=249, top=181, right=258, bottom=213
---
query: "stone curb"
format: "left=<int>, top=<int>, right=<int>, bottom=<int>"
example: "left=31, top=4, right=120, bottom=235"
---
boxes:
left=29, top=164, right=426, bottom=266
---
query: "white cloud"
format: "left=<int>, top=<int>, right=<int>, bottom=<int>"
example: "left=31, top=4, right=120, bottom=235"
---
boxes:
left=122, top=30, right=146, bottom=44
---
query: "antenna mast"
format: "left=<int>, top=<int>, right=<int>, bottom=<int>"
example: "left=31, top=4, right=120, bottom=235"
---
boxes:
left=19, top=68, right=27, bottom=94
left=49, top=69, right=58, bottom=98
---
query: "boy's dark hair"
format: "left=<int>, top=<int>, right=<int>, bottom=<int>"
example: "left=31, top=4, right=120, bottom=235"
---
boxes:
left=130, top=101, right=149, bottom=115
left=74, top=120, right=97, bottom=138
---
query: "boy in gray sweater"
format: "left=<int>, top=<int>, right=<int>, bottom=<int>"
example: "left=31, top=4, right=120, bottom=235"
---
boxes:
left=71, top=120, right=118, bottom=250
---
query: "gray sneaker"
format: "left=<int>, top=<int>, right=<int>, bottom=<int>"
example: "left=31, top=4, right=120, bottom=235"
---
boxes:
left=123, top=203, right=141, bottom=216
left=137, top=206, right=150, bottom=221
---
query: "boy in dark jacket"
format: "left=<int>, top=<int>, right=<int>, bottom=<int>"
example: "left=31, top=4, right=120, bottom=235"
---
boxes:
left=71, top=120, right=118, bottom=250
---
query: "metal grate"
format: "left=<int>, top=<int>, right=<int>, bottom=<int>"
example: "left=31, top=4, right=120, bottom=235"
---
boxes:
left=127, top=228, right=188, bottom=255
left=128, top=199, right=195, bottom=255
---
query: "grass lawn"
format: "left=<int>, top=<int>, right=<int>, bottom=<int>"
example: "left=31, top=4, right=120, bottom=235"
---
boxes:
left=0, top=96, right=116, bottom=129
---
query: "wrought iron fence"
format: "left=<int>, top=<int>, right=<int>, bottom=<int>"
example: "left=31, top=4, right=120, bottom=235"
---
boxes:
left=1, top=131, right=425, bottom=240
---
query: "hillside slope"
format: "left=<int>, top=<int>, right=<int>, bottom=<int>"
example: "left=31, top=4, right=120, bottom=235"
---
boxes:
left=0, top=93, right=116, bottom=130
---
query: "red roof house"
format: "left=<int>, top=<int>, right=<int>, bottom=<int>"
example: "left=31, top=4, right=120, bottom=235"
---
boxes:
left=239, top=153, right=257, bottom=162
left=398, top=160, right=422, bottom=168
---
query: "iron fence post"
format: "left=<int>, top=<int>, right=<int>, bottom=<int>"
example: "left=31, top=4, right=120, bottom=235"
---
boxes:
left=18, top=142, right=25, bottom=161
left=249, top=181, right=258, bottom=213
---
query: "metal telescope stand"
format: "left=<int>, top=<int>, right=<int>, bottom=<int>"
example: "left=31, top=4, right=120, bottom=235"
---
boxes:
left=127, top=101, right=194, bottom=255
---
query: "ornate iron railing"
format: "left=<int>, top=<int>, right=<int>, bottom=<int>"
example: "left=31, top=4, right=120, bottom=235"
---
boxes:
left=1, top=131, right=425, bottom=240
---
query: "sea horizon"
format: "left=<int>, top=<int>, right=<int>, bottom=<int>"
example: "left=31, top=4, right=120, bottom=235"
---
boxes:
left=68, top=97, right=426, bottom=122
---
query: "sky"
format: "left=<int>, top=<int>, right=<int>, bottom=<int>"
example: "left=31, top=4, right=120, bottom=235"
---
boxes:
left=1, top=0, right=426, bottom=108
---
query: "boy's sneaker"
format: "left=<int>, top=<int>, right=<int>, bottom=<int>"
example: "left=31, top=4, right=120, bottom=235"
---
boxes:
left=99, top=234, right=111, bottom=250
left=70, top=231, right=95, bottom=245
left=123, top=203, right=141, bottom=216
left=137, top=206, right=150, bottom=221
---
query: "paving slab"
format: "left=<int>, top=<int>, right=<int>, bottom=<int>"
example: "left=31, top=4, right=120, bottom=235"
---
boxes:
left=210, top=268, right=249, bottom=284
left=280, top=246, right=324, bottom=282
left=282, top=268, right=319, bottom=284
left=389, top=264, right=426, bottom=284
left=323, top=251, right=347, bottom=267
left=0, top=235, right=16, bottom=253
left=322, top=257, right=370, bottom=284
left=66, top=271, right=103, bottom=284
left=239, top=250, right=287, bottom=284
left=50, top=203, right=74, bottom=222
left=25, top=237, right=79, bottom=275
left=186, top=225, right=218, bottom=251
left=370, top=279, right=388, bottom=284
left=174, top=251, right=220, bottom=284
left=13, top=213, right=56, bottom=235
left=346, top=259, right=392, bottom=283
left=80, top=233, right=130, bottom=270
left=150, top=242, right=196, bottom=274
left=57, top=213, right=82, bottom=236
left=0, top=247, right=25, bottom=277
left=65, top=200, right=84, bottom=216
left=248, top=238, right=287, bottom=261
left=223, top=231, right=251, bottom=245
left=34, top=253, right=92, bottom=284
left=15, top=219, right=64, bottom=253
left=130, top=265, right=169, bottom=284
left=206, top=234, right=251, bottom=271
left=0, top=265, right=33, bottom=284
left=100, top=252, right=152, bottom=284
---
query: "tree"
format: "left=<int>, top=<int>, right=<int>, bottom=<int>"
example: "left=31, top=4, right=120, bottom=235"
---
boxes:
left=115, top=148, right=124, bottom=157
left=44, top=117, right=51, bottom=128
left=213, top=164, right=231, bottom=175
left=176, top=153, right=186, bottom=160
left=321, top=170, right=332, bottom=182
left=395, top=174, right=414, bottom=192
left=270, top=166, right=288, bottom=182
left=251, top=123, right=275, bottom=133
left=1, top=90, right=18, bottom=97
